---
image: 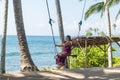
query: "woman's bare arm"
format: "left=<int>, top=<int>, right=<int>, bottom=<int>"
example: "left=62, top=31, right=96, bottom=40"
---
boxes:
left=55, top=43, right=65, bottom=47
left=55, top=41, right=70, bottom=47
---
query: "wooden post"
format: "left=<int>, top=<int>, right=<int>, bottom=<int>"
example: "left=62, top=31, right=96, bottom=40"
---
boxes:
left=104, top=45, right=107, bottom=67
left=85, top=39, right=88, bottom=68
left=65, top=57, right=69, bottom=68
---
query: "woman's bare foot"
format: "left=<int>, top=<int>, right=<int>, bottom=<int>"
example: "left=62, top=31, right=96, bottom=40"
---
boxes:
left=54, top=55, right=58, bottom=59
left=56, top=65, right=63, bottom=69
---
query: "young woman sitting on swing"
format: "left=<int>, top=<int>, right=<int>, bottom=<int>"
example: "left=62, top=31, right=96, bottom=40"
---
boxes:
left=55, top=35, right=72, bottom=69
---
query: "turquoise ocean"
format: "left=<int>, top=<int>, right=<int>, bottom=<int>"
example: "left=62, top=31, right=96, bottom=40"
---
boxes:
left=0, top=36, right=60, bottom=72
left=0, top=35, right=120, bottom=72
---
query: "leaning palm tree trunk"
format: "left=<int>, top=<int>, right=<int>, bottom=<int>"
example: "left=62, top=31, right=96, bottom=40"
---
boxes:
left=13, top=0, right=39, bottom=72
left=55, top=0, right=64, bottom=43
left=0, top=0, right=8, bottom=74
left=104, top=0, right=112, bottom=68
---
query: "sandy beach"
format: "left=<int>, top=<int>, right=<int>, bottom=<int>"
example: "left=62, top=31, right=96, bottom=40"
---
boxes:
left=0, top=67, right=120, bottom=80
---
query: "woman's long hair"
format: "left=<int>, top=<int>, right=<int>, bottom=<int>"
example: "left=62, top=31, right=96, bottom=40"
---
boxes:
left=66, top=35, right=71, bottom=41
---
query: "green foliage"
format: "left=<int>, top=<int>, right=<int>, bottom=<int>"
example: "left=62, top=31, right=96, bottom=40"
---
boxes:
left=106, top=0, right=120, bottom=8
left=116, top=10, right=120, bottom=20
left=85, top=27, right=106, bottom=36
left=69, top=46, right=120, bottom=68
left=106, top=0, right=120, bottom=20
left=113, top=56, right=120, bottom=67
left=85, top=2, right=104, bottom=20
left=86, top=31, right=93, bottom=37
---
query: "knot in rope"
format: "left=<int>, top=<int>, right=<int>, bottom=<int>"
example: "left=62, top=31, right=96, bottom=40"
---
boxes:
left=49, top=18, right=55, bottom=26
left=79, top=20, right=82, bottom=26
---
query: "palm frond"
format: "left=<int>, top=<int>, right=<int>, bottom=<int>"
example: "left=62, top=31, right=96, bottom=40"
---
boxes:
left=116, top=9, right=120, bottom=20
left=84, top=2, right=104, bottom=20
left=105, top=0, right=120, bottom=20
left=106, top=0, right=120, bottom=8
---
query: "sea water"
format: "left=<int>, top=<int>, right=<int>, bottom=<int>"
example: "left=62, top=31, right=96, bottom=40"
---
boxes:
left=0, top=35, right=120, bottom=72
left=0, top=35, right=60, bottom=72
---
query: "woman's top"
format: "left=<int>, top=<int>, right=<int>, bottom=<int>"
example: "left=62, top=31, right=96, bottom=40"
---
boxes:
left=63, top=41, right=72, bottom=53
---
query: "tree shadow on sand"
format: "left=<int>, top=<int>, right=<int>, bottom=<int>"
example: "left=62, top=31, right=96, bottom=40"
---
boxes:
left=0, top=68, right=120, bottom=80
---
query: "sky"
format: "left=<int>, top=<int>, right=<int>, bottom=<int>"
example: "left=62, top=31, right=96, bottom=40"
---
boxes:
left=0, top=0, right=120, bottom=36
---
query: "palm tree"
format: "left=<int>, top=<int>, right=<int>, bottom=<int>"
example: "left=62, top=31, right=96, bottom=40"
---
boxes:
left=84, top=2, right=104, bottom=20
left=105, top=0, right=120, bottom=67
left=104, top=0, right=112, bottom=68
left=55, top=0, right=64, bottom=43
left=13, top=0, right=39, bottom=72
left=81, top=0, right=113, bottom=67
left=0, top=0, right=8, bottom=74
left=55, top=0, right=67, bottom=67
left=106, top=0, right=120, bottom=20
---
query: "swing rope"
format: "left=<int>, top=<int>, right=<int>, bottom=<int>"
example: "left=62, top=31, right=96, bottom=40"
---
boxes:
left=78, top=0, right=86, bottom=36
left=46, top=0, right=57, bottom=54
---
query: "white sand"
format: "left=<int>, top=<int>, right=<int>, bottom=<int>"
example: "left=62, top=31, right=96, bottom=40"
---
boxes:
left=0, top=68, right=120, bottom=80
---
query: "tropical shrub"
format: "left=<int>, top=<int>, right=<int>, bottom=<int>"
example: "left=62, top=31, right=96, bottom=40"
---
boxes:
left=69, top=45, right=120, bottom=68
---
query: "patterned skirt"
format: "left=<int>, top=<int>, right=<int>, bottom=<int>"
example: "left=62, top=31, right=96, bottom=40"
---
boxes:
left=55, top=51, right=70, bottom=65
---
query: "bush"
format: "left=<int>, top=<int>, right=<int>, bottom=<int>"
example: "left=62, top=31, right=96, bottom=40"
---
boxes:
left=69, top=46, right=120, bottom=68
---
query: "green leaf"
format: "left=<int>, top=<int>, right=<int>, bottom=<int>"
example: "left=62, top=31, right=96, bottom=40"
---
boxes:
left=85, top=2, right=104, bottom=20
left=106, top=0, right=120, bottom=8
left=116, top=9, right=120, bottom=20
